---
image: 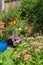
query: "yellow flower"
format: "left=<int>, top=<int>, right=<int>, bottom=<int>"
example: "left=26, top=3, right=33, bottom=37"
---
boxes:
left=14, top=20, right=16, bottom=24
left=6, top=4, right=11, bottom=8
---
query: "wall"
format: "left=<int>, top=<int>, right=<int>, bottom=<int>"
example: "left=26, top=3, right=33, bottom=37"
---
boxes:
left=0, top=0, right=20, bottom=11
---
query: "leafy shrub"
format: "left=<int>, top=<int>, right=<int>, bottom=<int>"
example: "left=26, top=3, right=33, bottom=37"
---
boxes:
left=12, top=39, right=43, bottom=65
left=0, top=37, right=43, bottom=65
left=16, top=0, right=43, bottom=32
left=0, top=0, right=43, bottom=36
left=0, top=48, right=14, bottom=65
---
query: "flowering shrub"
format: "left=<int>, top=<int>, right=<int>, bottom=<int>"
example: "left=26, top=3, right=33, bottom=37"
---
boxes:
left=31, top=42, right=37, bottom=47
left=12, top=38, right=43, bottom=65
left=24, top=54, right=31, bottom=60
left=0, top=36, right=43, bottom=65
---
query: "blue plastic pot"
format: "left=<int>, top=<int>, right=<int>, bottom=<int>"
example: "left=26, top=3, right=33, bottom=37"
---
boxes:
left=0, top=41, right=8, bottom=52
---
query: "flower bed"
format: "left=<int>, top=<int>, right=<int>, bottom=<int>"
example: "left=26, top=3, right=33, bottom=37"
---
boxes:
left=0, top=37, right=43, bottom=65
left=11, top=38, right=43, bottom=65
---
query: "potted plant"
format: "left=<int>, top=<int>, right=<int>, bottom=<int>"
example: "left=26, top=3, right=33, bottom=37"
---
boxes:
left=0, top=28, right=9, bottom=52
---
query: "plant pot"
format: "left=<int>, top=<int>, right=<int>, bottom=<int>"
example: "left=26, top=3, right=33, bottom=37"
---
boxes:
left=0, top=41, right=8, bottom=52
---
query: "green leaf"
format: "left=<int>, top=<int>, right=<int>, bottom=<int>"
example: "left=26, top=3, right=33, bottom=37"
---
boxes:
left=2, top=59, right=14, bottom=65
left=3, top=48, right=14, bottom=58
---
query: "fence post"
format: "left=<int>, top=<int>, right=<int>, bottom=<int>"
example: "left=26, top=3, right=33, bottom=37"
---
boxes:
left=2, top=0, right=4, bottom=11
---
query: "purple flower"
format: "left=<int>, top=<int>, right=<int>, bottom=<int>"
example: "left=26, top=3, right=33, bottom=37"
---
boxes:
left=16, top=37, right=22, bottom=43
left=11, top=37, right=16, bottom=42
left=17, top=37, right=22, bottom=42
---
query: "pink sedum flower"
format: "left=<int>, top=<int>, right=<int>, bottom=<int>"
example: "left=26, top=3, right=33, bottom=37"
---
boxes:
left=23, top=50, right=27, bottom=54
left=39, top=46, right=43, bottom=49
left=24, top=54, right=31, bottom=60
left=15, top=40, right=20, bottom=43
left=36, top=36, right=43, bottom=39
left=16, top=54, right=20, bottom=59
left=27, top=37, right=34, bottom=40
left=35, top=49, right=40, bottom=53
left=31, top=42, right=37, bottom=47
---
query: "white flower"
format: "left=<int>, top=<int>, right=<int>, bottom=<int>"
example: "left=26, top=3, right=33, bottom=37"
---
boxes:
left=19, top=28, right=22, bottom=31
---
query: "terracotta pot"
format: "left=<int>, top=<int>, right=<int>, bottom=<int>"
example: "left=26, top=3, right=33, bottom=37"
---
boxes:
left=0, top=22, right=6, bottom=28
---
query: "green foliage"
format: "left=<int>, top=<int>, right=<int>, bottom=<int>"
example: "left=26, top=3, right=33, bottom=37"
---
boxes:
left=0, top=25, right=16, bottom=41
left=0, top=0, right=43, bottom=32
left=0, top=38, right=43, bottom=65
left=12, top=39, right=43, bottom=65
left=0, top=29, right=9, bottom=41
left=3, top=48, right=14, bottom=58
left=16, top=0, right=43, bottom=32
left=0, top=48, right=14, bottom=65
left=0, top=7, right=17, bottom=25
left=0, top=0, right=43, bottom=39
